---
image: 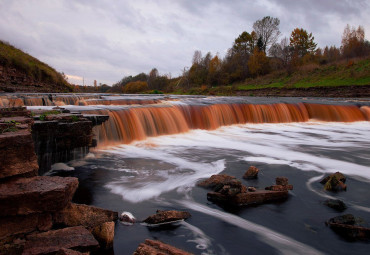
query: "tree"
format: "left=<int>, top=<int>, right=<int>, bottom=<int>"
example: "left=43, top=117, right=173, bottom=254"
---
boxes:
left=341, top=25, right=367, bottom=58
left=248, top=49, right=270, bottom=77
left=233, top=31, right=256, bottom=56
left=289, top=28, right=317, bottom=58
left=269, top=37, right=292, bottom=67
left=253, top=16, right=281, bottom=53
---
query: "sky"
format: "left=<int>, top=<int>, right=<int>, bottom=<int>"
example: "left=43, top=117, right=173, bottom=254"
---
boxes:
left=0, top=0, right=369, bottom=86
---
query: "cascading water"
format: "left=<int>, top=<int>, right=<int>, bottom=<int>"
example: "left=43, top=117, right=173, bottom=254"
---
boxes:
left=5, top=93, right=370, bottom=254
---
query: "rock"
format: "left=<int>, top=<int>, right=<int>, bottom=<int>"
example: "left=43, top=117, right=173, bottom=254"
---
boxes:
left=320, top=172, right=347, bottom=191
left=247, top=187, right=257, bottom=192
left=243, top=166, right=259, bottom=179
left=0, top=213, right=52, bottom=240
left=91, top=221, right=115, bottom=250
left=324, top=199, right=347, bottom=212
left=143, top=210, right=191, bottom=225
left=276, top=177, right=289, bottom=186
left=208, top=189, right=289, bottom=206
left=326, top=214, right=370, bottom=240
left=133, top=239, right=192, bottom=255
left=0, top=129, right=39, bottom=179
left=216, top=179, right=246, bottom=196
left=53, top=203, right=118, bottom=229
left=265, top=184, right=293, bottom=191
left=56, top=248, right=88, bottom=255
left=119, top=211, right=136, bottom=225
left=23, top=226, right=99, bottom=255
left=0, top=176, right=78, bottom=216
left=198, top=174, right=238, bottom=189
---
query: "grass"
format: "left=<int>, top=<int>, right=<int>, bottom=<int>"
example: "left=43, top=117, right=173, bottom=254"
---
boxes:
left=0, top=40, right=73, bottom=92
left=236, top=57, right=370, bottom=91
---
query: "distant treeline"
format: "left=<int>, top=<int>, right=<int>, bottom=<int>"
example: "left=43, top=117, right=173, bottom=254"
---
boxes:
left=109, top=16, right=370, bottom=94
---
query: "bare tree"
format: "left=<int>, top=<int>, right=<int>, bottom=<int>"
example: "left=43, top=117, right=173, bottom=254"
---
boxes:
left=253, top=16, right=281, bottom=53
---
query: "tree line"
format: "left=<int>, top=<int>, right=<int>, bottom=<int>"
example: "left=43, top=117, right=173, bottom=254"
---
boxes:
left=110, top=16, right=370, bottom=94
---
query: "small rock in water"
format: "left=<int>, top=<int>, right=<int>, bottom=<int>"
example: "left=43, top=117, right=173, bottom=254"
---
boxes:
left=119, top=211, right=136, bottom=225
left=247, top=187, right=257, bottom=192
left=143, top=210, right=191, bottom=225
left=324, top=199, right=347, bottom=212
left=276, top=177, right=289, bottom=186
left=320, top=172, right=347, bottom=191
left=265, top=177, right=293, bottom=191
left=243, top=166, right=259, bottom=179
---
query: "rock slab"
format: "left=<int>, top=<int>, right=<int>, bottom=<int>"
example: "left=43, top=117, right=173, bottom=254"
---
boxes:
left=22, top=226, right=99, bottom=255
left=0, top=176, right=78, bottom=216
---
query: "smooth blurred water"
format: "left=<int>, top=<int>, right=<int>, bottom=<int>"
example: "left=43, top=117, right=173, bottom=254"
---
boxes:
left=51, top=121, right=370, bottom=255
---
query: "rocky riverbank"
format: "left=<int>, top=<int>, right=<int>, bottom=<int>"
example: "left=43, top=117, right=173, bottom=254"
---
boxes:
left=0, top=107, right=117, bottom=254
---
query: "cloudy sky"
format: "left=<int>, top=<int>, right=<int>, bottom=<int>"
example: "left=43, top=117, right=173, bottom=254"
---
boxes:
left=0, top=0, right=369, bottom=85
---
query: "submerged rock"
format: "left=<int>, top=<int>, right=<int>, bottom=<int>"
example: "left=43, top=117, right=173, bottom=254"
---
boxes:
left=320, top=172, right=347, bottom=191
left=143, top=210, right=191, bottom=225
left=326, top=214, right=370, bottom=240
left=243, top=166, right=259, bottom=179
left=133, top=239, right=192, bottom=255
left=324, top=199, right=347, bottom=212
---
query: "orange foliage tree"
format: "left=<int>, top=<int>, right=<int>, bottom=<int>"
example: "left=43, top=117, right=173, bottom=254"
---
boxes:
left=341, top=25, right=366, bottom=59
left=289, top=28, right=317, bottom=58
left=248, top=48, right=270, bottom=77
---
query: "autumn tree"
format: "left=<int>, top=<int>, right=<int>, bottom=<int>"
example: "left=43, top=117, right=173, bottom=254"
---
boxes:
left=233, top=31, right=257, bottom=56
left=289, top=28, right=317, bottom=58
left=248, top=48, right=270, bottom=77
left=253, top=16, right=281, bottom=53
left=341, top=25, right=368, bottom=58
left=207, top=55, right=222, bottom=85
left=123, top=81, right=148, bottom=93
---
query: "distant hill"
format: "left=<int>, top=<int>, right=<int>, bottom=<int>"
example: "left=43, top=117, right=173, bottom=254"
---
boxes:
left=0, top=40, right=73, bottom=93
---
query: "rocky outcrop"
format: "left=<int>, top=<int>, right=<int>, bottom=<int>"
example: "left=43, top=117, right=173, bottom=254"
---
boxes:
left=0, top=107, right=116, bottom=254
left=320, top=172, right=347, bottom=191
left=133, top=239, right=193, bottom=255
left=143, top=210, right=191, bottom=225
left=22, top=226, right=99, bottom=255
left=326, top=214, right=370, bottom=240
left=0, top=176, right=78, bottom=216
left=0, top=108, right=38, bottom=180
left=243, top=166, right=259, bottom=179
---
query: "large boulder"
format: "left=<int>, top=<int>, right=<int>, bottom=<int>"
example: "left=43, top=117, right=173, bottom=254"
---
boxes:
left=320, top=172, right=347, bottom=191
left=326, top=214, right=370, bottom=240
left=143, top=210, right=191, bottom=225
left=0, top=130, right=39, bottom=179
left=23, top=226, right=98, bottom=255
left=243, top=166, right=259, bottom=179
left=133, top=239, right=192, bottom=255
left=0, top=176, right=78, bottom=216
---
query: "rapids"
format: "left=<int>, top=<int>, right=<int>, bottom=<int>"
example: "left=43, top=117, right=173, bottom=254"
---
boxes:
left=10, top=93, right=370, bottom=254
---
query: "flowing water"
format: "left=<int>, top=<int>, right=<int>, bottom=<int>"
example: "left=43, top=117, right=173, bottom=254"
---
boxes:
left=19, top=94, right=370, bottom=254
